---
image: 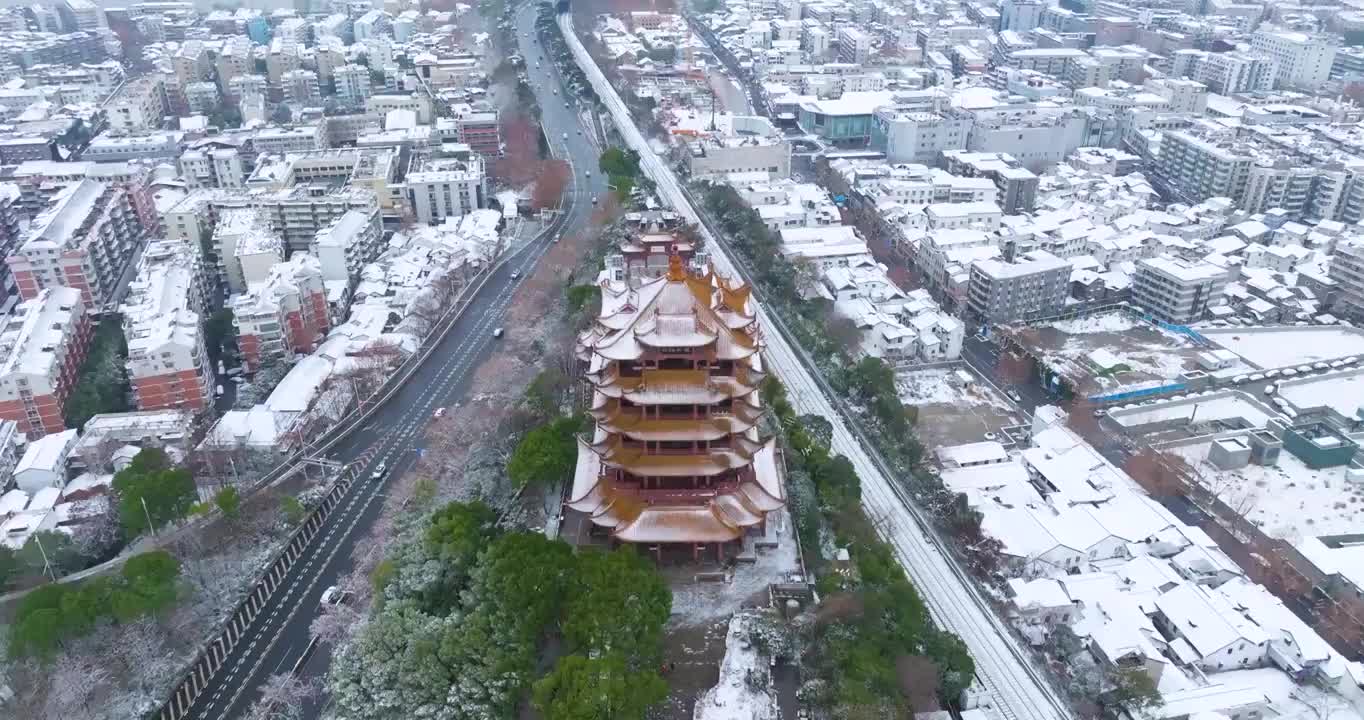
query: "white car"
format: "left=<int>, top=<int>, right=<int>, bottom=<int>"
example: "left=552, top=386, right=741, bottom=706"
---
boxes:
left=370, top=461, right=387, bottom=481
left=1093, top=408, right=1107, bottom=418
left=320, top=586, right=351, bottom=605
left=1232, top=375, right=1248, bottom=384
left=1264, top=369, right=1281, bottom=379
left=1264, top=385, right=1276, bottom=395
left=1281, top=368, right=1298, bottom=377
left=433, top=407, right=447, bottom=419
left=1247, top=373, right=1264, bottom=382
left=1314, top=362, right=1330, bottom=371
left=493, top=327, right=505, bottom=338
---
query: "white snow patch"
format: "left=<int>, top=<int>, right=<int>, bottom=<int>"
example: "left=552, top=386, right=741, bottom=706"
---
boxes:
left=896, top=367, right=1011, bottom=411
left=1277, top=370, right=1364, bottom=420
left=692, top=614, right=778, bottom=720
left=1166, top=440, right=1364, bottom=546
left=1207, top=327, right=1364, bottom=369
left=1111, top=393, right=1273, bottom=429
left=668, top=507, right=801, bottom=627
left=1048, top=312, right=1141, bottom=335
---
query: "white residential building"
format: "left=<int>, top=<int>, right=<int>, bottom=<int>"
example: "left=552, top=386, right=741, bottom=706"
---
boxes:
left=333, top=64, right=372, bottom=106
left=311, top=208, right=383, bottom=287
left=406, top=158, right=488, bottom=225
left=1249, top=30, right=1337, bottom=90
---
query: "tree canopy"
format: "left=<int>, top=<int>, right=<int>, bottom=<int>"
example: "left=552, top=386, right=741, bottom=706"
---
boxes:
left=533, top=653, right=667, bottom=720
left=506, top=415, right=584, bottom=488
left=8, top=550, right=180, bottom=659
left=111, top=448, right=197, bottom=538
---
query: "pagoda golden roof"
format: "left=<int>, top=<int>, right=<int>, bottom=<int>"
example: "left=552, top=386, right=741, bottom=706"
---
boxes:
left=568, top=436, right=785, bottom=544
left=589, top=368, right=764, bottom=405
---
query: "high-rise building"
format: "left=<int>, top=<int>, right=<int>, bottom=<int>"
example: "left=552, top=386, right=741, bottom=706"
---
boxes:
left=7, top=179, right=143, bottom=309
left=333, top=64, right=372, bottom=106
left=999, top=0, right=1044, bottom=32
left=837, top=27, right=871, bottom=64
left=1250, top=30, right=1337, bottom=90
left=282, top=68, right=321, bottom=107
left=231, top=254, right=329, bottom=372
left=568, top=257, right=785, bottom=559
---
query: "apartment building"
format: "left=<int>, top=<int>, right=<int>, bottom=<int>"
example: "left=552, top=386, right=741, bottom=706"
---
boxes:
left=231, top=254, right=329, bottom=372
left=120, top=240, right=213, bottom=413
left=107, top=74, right=167, bottom=133
left=185, top=81, right=219, bottom=115
left=965, top=251, right=1070, bottom=324
left=1155, top=128, right=1253, bottom=205
left=211, top=207, right=278, bottom=292
left=257, top=186, right=377, bottom=252
left=1172, top=50, right=1278, bottom=95
left=406, top=158, right=488, bottom=226
left=7, top=179, right=143, bottom=310
left=1327, top=239, right=1364, bottom=319
left=282, top=69, right=321, bottom=107
left=82, top=132, right=182, bottom=163
left=1131, top=256, right=1228, bottom=324
left=1249, top=30, right=1337, bottom=90
left=178, top=148, right=245, bottom=190
left=999, top=0, right=1045, bottom=31
left=311, top=208, right=383, bottom=288
left=446, top=104, right=500, bottom=157
left=333, top=64, right=372, bottom=106
left=872, top=109, right=972, bottom=165
left=941, top=150, right=1039, bottom=214
left=251, top=124, right=327, bottom=155
left=837, top=27, right=871, bottom=64
left=0, top=287, right=91, bottom=438
left=0, top=185, right=23, bottom=297
left=215, top=36, right=252, bottom=93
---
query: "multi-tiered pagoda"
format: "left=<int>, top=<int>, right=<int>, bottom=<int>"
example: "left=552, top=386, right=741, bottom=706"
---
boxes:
left=568, top=255, right=785, bottom=562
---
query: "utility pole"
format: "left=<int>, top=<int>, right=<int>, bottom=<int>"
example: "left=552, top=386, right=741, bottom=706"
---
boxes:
left=34, top=532, right=57, bottom=582
left=141, top=496, right=157, bottom=539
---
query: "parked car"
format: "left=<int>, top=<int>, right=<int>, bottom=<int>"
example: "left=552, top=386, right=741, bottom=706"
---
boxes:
left=320, top=586, right=351, bottom=606
left=434, top=407, right=447, bottom=419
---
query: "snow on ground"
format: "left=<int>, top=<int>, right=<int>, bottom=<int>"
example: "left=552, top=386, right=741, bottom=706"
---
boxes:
left=668, top=507, right=800, bottom=627
left=1277, top=370, right=1364, bottom=420
left=1166, top=440, right=1364, bottom=545
left=896, top=366, right=1010, bottom=411
left=1205, top=327, right=1364, bottom=369
left=1048, top=312, right=1142, bottom=335
left=692, top=614, right=778, bottom=720
left=1111, top=392, right=1273, bottom=429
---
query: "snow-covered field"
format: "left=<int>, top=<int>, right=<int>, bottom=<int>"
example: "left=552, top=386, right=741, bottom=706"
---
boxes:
left=1047, top=312, right=1142, bottom=335
left=896, top=367, right=1010, bottom=410
left=1111, top=392, right=1273, bottom=429
left=1167, top=440, right=1364, bottom=544
left=1206, top=327, right=1364, bottom=369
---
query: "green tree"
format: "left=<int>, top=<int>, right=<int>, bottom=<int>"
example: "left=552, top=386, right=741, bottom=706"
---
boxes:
left=1107, top=667, right=1161, bottom=712
left=524, top=368, right=568, bottom=419
left=280, top=495, right=306, bottom=524
left=565, top=284, right=599, bottom=313
left=476, top=533, right=574, bottom=635
left=533, top=653, right=667, bottom=720
left=849, top=356, right=895, bottom=398
left=812, top=454, right=861, bottom=514
left=64, top=320, right=132, bottom=429
left=112, top=448, right=197, bottom=537
left=18, top=530, right=81, bottom=577
left=598, top=147, right=641, bottom=177
left=110, top=550, right=180, bottom=621
left=506, top=415, right=583, bottom=488
left=214, top=486, right=241, bottom=519
left=562, top=547, right=672, bottom=666
left=420, top=501, right=499, bottom=612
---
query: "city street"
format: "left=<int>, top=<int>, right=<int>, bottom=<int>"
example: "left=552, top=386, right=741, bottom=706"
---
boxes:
left=177, top=10, right=607, bottom=719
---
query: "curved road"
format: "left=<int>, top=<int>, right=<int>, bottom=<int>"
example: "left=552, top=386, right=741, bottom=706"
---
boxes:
left=558, top=10, right=1073, bottom=720
left=180, top=11, right=607, bottom=719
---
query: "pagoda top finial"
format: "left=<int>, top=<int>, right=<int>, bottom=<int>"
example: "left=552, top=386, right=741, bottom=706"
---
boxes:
left=666, top=253, right=686, bottom=281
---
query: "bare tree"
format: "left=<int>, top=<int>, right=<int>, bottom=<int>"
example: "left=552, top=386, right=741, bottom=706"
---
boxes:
left=531, top=159, right=572, bottom=210
left=1123, top=449, right=1186, bottom=498
left=309, top=599, right=362, bottom=645
left=895, top=655, right=942, bottom=713
left=246, top=673, right=319, bottom=720
left=995, top=350, right=1034, bottom=388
